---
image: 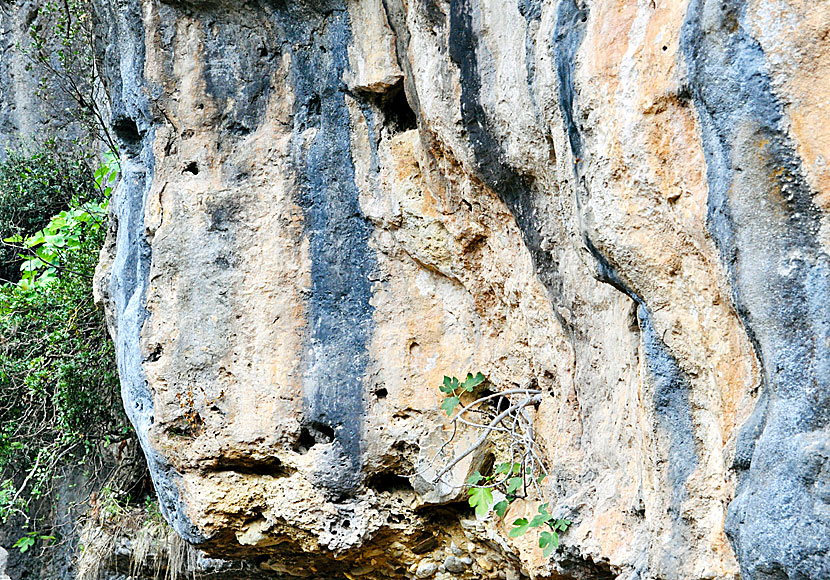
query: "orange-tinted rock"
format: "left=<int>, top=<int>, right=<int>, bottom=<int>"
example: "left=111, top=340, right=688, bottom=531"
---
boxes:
left=93, top=1, right=829, bottom=579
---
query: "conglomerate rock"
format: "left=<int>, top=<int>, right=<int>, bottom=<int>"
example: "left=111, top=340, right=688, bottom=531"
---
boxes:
left=91, top=1, right=829, bottom=579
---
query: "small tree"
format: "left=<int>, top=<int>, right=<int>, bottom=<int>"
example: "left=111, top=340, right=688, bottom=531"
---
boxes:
left=423, top=373, right=572, bottom=556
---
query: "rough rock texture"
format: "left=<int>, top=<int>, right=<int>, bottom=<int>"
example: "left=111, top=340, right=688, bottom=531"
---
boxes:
left=0, top=1, right=47, bottom=154
left=92, top=1, right=829, bottom=579
left=0, top=1, right=90, bottom=155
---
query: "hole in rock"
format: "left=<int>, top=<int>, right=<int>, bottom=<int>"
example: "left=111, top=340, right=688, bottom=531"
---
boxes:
left=480, top=452, right=496, bottom=479
left=295, top=422, right=336, bottom=454
left=307, top=94, right=321, bottom=118
left=145, top=343, right=163, bottom=363
left=297, top=427, right=316, bottom=452
left=367, top=473, right=413, bottom=493
left=212, top=457, right=290, bottom=478
left=374, top=387, right=388, bottom=400
left=557, top=551, right=616, bottom=580
left=369, top=80, right=417, bottom=135
left=315, top=422, right=335, bottom=442
left=112, top=117, right=142, bottom=155
left=410, top=530, right=441, bottom=554
left=495, top=395, right=510, bottom=415
left=183, top=161, right=199, bottom=175
left=420, top=501, right=475, bottom=524
left=113, top=117, right=140, bottom=143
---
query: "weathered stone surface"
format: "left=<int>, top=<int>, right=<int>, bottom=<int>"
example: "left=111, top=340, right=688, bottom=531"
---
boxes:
left=0, top=547, right=10, bottom=580
left=92, top=0, right=829, bottom=579
left=0, top=2, right=98, bottom=155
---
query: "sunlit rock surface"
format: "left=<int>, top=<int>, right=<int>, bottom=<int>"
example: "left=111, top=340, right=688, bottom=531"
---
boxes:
left=93, top=1, right=829, bottom=579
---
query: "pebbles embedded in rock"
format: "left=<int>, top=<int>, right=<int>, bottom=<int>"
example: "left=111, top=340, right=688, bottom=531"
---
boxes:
left=443, top=556, right=467, bottom=574
left=415, top=560, right=438, bottom=578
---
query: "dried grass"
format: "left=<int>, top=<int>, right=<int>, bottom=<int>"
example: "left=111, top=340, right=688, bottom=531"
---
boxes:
left=77, top=500, right=198, bottom=580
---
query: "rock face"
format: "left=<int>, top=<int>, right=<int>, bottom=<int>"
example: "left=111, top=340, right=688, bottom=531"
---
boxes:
left=93, top=0, right=829, bottom=579
left=0, top=3, right=79, bottom=155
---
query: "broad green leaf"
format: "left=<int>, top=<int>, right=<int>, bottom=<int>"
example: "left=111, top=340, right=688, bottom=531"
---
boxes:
left=21, top=258, right=43, bottom=271
left=35, top=248, right=57, bottom=263
left=26, top=231, right=46, bottom=246
left=44, top=234, right=65, bottom=247
left=506, top=477, right=523, bottom=494
left=3, top=234, right=22, bottom=243
left=461, top=372, right=485, bottom=392
left=441, top=396, right=460, bottom=416
left=508, top=518, right=530, bottom=537
left=530, top=514, right=551, bottom=527
left=539, top=531, right=558, bottom=557
left=466, top=471, right=484, bottom=485
left=14, top=535, right=35, bottom=553
left=495, top=462, right=512, bottom=475
left=493, top=500, right=509, bottom=517
left=468, top=486, right=493, bottom=517
left=440, top=376, right=455, bottom=394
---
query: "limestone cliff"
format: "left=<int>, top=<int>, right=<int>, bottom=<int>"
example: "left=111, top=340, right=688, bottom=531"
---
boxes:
left=92, top=1, right=829, bottom=579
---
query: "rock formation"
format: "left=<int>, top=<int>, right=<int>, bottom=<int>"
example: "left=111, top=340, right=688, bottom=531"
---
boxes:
left=90, top=0, right=829, bottom=579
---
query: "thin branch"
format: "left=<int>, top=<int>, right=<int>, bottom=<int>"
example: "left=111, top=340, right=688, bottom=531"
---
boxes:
left=433, top=394, right=542, bottom=482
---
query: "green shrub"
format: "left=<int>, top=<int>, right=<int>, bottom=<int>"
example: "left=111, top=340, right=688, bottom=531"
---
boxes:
left=0, top=148, right=98, bottom=283
left=0, top=150, right=129, bottom=529
left=434, top=373, right=572, bottom=556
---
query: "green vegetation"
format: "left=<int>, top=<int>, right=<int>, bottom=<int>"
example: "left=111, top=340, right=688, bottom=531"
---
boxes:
left=0, top=148, right=131, bottom=555
left=0, top=1, right=150, bottom=574
left=0, top=147, right=98, bottom=284
left=436, top=373, right=572, bottom=557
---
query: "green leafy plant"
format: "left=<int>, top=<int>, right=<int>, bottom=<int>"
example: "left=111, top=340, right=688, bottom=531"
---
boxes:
left=3, top=149, right=116, bottom=290
left=0, top=147, right=99, bottom=284
left=5, top=199, right=108, bottom=290
left=428, top=373, right=572, bottom=557
left=0, top=151, right=130, bottom=529
left=12, top=530, right=55, bottom=554
left=438, top=372, right=485, bottom=416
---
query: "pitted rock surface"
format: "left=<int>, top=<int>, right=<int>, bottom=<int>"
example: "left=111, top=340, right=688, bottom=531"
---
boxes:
left=89, top=1, right=830, bottom=579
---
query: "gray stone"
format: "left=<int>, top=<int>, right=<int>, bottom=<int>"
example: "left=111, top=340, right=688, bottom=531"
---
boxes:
left=0, top=547, right=9, bottom=580
left=415, top=560, right=438, bottom=579
left=443, top=556, right=467, bottom=574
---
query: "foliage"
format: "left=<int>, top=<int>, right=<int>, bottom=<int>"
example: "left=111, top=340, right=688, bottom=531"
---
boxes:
left=439, top=372, right=485, bottom=416
left=3, top=150, right=116, bottom=290
left=12, top=530, right=55, bottom=554
left=0, top=150, right=130, bottom=533
left=0, top=147, right=99, bottom=284
left=433, top=374, right=572, bottom=557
